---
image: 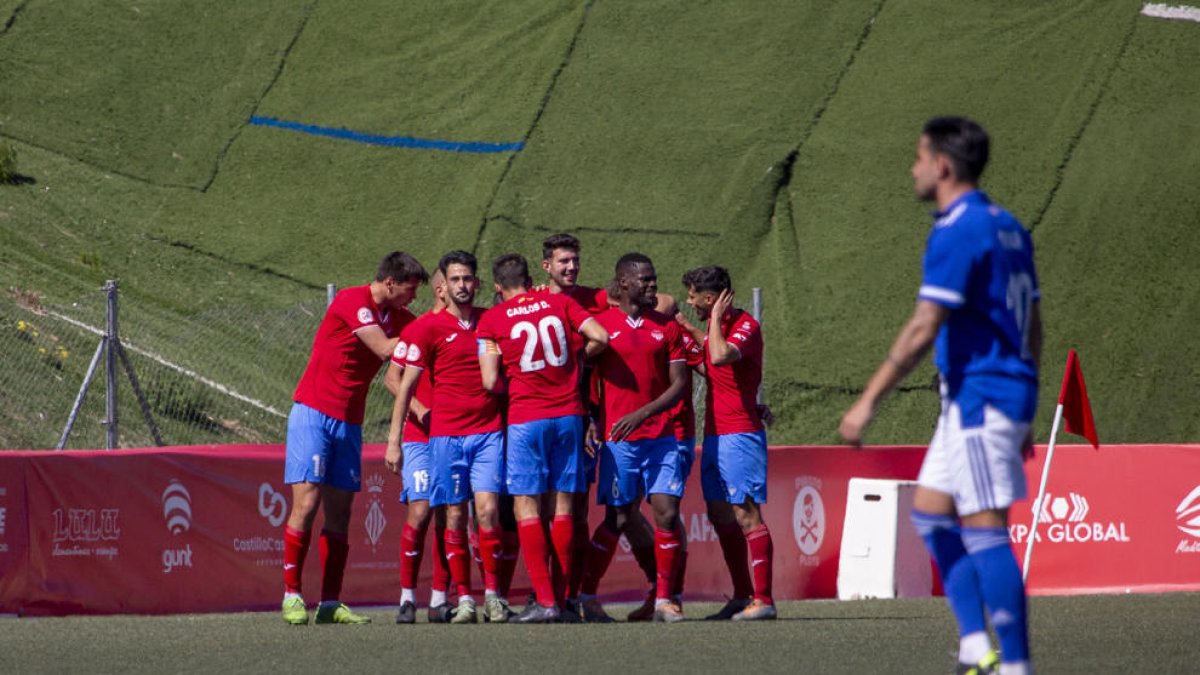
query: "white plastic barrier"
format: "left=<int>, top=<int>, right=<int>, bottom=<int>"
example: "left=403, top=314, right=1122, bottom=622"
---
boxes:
left=837, top=478, right=932, bottom=599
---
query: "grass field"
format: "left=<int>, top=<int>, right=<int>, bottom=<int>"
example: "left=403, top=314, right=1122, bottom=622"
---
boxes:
left=2, top=595, right=1197, bottom=673
left=2, top=1, right=1198, bottom=448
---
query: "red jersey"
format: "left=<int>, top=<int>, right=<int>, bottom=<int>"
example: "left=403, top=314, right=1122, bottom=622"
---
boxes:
left=669, top=329, right=705, bottom=441
left=399, top=307, right=501, bottom=437
left=703, top=309, right=764, bottom=435
left=391, top=312, right=437, bottom=444
left=477, top=292, right=595, bottom=425
left=594, top=307, right=685, bottom=442
left=293, top=284, right=414, bottom=425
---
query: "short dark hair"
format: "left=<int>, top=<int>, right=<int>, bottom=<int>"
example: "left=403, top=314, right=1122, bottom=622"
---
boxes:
left=542, top=233, right=581, bottom=261
left=376, top=251, right=429, bottom=284
left=492, top=253, right=531, bottom=290
left=438, top=250, right=477, bottom=277
left=615, top=252, right=653, bottom=277
left=923, top=116, right=990, bottom=183
left=682, top=266, right=731, bottom=294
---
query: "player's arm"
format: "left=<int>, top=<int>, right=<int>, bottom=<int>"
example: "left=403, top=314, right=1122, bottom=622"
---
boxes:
left=578, top=317, right=609, bottom=359
left=355, top=324, right=400, bottom=360
left=478, top=338, right=504, bottom=393
left=706, top=290, right=742, bottom=365
left=385, top=365, right=422, bottom=475
left=610, top=360, right=688, bottom=442
left=839, top=300, right=948, bottom=446
left=1029, top=301, right=1043, bottom=373
left=655, top=292, right=678, bottom=316
left=675, top=312, right=705, bottom=345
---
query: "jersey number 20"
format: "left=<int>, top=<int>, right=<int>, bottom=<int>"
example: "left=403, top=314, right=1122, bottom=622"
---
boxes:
left=512, top=316, right=568, bottom=372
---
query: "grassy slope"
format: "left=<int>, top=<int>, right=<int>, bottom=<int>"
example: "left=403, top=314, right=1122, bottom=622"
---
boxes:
left=0, top=1, right=1196, bottom=447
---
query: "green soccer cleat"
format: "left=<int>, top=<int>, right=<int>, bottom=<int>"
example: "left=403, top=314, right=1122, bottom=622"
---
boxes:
left=282, top=596, right=309, bottom=625
left=314, top=602, right=372, bottom=625
left=956, top=649, right=1000, bottom=675
left=483, top=596, right=513, bottom=624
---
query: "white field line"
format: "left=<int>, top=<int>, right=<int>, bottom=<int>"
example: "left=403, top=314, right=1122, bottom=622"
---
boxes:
left=44, top=309, right=288, bottom=419
left=1141, top=3, right=1200, bottom=22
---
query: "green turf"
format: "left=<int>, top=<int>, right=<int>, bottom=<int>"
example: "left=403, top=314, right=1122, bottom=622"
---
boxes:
left=1, top=0, right=1197, bottom=448
left=1, top=595, right=1196, bottom=673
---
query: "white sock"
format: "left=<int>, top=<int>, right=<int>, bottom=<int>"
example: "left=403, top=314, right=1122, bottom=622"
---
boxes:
left=999, top=662, right=1032, bottom=675
left=485, top=589, right=499, bottom=601
left=283, top=592, right=302, bottom=603
left=430, top=589, right=447, bottom=607
left=400, top=588, right=415, bottom=605
left=959, top=632, right=992, bottom=664
left=654, top=598, right=669, bottom=608
left=458, top=594, right=473, bottom=605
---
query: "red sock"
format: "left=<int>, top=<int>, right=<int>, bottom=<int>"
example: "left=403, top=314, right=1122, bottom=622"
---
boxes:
left=469, top=527, right=486, bottom=588
left=567, top=517, right=589, bottom=599
left=580, top=523, right=620, bottom=596
left=318, top=529, right=348, bottom=602
left=716, top=519, right=754, bottom=599
left=283, top=526, right=311, bottom=594
left=746, top=524, right=774, bottom=604
left=672, top=521, right=688, bottom=599
left=654, top=528, right=682, bottom=600
left=432, top=525, right=451, bottom=594
left=399, top=523, right=426, bottom=590
left=550, top=515, right=575, bottom=604
left=478, top=526, right=502, bottom=594
left=445, top=527, right=472, bottom=598
left=518, top=517, right=556, bottom=607
left=498, top=531, right=520, bottom=598
left=630, top=542, right=657, bottom=586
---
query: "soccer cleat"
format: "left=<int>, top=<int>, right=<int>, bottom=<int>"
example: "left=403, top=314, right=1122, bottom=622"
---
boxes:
left=731, top=598, right=777, bottom=621
left=626, top=587, right=657, bottom=622
left=483, top=596, right=514, bottom=624
left=450, top=596, right=478, bottom=624
left=427, top=603, right=453, bottom=624
left=556, top=604, right=582, bottom=624
left=314, top=602, right=372, bottom=625
left=282, top=596, right=309, bottom=625
left=395, top=600, right=416, bottom=624
left=956, top=649, right=1001, bottom=675
left=704, top=597, right=751, bottom=621
left=580, top=598, right=615, bottom=624
left=653, top=600, right=685, bottom=623
left=511, top=602, right=561, bottom=624
left=563, top=598, right=583, bottom=621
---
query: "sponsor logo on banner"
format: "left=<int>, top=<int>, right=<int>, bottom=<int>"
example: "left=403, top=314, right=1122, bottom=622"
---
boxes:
left=363, top=474, right=388, bottom=552
left=792, top=476, right=825, bottom=568
left=0, top=486, right=7, bottom=554
left=51, top=507, right=121, bottom=560
left=1009, top=491, right=1130, bottom=544
left=1174, top=485, right=1200, bottom=554
left=232, top=483, right=287, bottom=568
left=161, top=480, right=194, bottom=574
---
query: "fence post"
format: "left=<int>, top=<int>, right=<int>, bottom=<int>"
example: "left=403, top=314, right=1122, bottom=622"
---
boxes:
left=104, top=280, right=119, bottom=450
left=751, top=287, right=763, bottom=405
left=327, top=283, right=336, bottom=307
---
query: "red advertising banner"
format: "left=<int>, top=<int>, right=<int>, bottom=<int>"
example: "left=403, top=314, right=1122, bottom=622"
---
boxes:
left=0, top=443, right=1196, bottom=615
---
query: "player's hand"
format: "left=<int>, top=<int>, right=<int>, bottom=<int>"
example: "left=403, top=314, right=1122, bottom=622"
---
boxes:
left=758, top=403, right=775, bottom=428
left=584, top=419, right=601, bottom=458
left=610, top=410, right=648, bottom=442
left=838, top=398, right=874, bottom=448
left=711, top=289, right=734, bottom=320
left=384, top=442, right=404, bottom=475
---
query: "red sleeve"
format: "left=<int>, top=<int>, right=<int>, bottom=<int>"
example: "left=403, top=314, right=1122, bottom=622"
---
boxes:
left=666, top=321, right=685, bottom=362
left=401, top=320, right=433, bottom=370
left=476, top=308, right=499, bottom=341
left=563, top=296, right=593, bottom=332
left=727, top=314, right=761, bottom=358
left=333, top=291, right=379, bottom=333
left=682, top=332, right=704, bottom=367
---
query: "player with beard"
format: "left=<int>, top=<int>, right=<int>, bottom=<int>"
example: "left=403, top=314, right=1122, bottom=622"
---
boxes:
left=583, top=253, right=689, bottom=622
left=386, top=251, right=504, bottom=624
left=282, top=251, right=427, bottom=625
left=478, top=253, right=608, bottom=623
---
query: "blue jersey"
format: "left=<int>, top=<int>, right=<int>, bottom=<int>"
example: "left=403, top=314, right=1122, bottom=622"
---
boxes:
left=918, top=190, right=1039, bottom=426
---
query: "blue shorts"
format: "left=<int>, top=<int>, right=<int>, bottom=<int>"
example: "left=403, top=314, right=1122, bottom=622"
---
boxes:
left=677, top=437, right=696, bottom=482
left=700, top=430, right=768, bottom=504
left=284, top=403, right=362, bottom=492
left=598, top=435, right=686, bottom=507
left=429, top=431, right=504, bottom=507
left=506, top=416, right=586, bottom=496
left=400, top=441, right=432, bottom=503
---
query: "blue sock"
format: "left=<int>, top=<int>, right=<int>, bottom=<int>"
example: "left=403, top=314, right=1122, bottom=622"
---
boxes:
left=963, top=527, right=1030, bottom=663
left=911, top=510, right=987, bottom=639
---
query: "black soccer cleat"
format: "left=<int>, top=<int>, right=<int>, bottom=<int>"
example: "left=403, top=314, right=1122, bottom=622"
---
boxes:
left=427, top=603, right=453, bottom=624
left=511, top=602, right=561, bottom=624
left=395, top=600, right=416, bottom=624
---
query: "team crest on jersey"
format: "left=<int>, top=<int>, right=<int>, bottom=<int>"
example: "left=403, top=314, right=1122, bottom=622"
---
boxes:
left=393, top=341, right=407, bottom=359
left=406, top=344, right=421, bottom=361
left=651, top=330, right=664, bottom=341
left=357, top=307, right=374, bottom=325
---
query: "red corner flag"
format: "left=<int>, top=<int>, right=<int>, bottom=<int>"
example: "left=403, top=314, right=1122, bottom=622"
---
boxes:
left=1059, top=349, right=1099, bottom=448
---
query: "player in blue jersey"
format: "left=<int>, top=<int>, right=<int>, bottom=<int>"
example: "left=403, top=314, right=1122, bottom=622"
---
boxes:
left=840, top=117, right=1041, bottom=675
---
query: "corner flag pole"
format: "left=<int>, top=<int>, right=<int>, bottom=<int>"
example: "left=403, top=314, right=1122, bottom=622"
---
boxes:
left=1021, top=402, right=1064, bottom=583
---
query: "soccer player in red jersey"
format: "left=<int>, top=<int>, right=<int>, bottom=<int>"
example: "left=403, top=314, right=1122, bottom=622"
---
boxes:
left=682, top=265, right=776, bottom=621
left=584, top=253, right=690, bottom=622
left=540, top=234, right=662, bottom=621
left=477, top=253, right=608, bottom=623
left=385, top=270, right=454, bottom=624
left=386, top=251, right=504, bottom=624
left=282, top=251, right=428, bottom=625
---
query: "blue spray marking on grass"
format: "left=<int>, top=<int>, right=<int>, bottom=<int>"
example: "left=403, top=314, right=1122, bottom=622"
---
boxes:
left=249, top=115, right=524, bottom=154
